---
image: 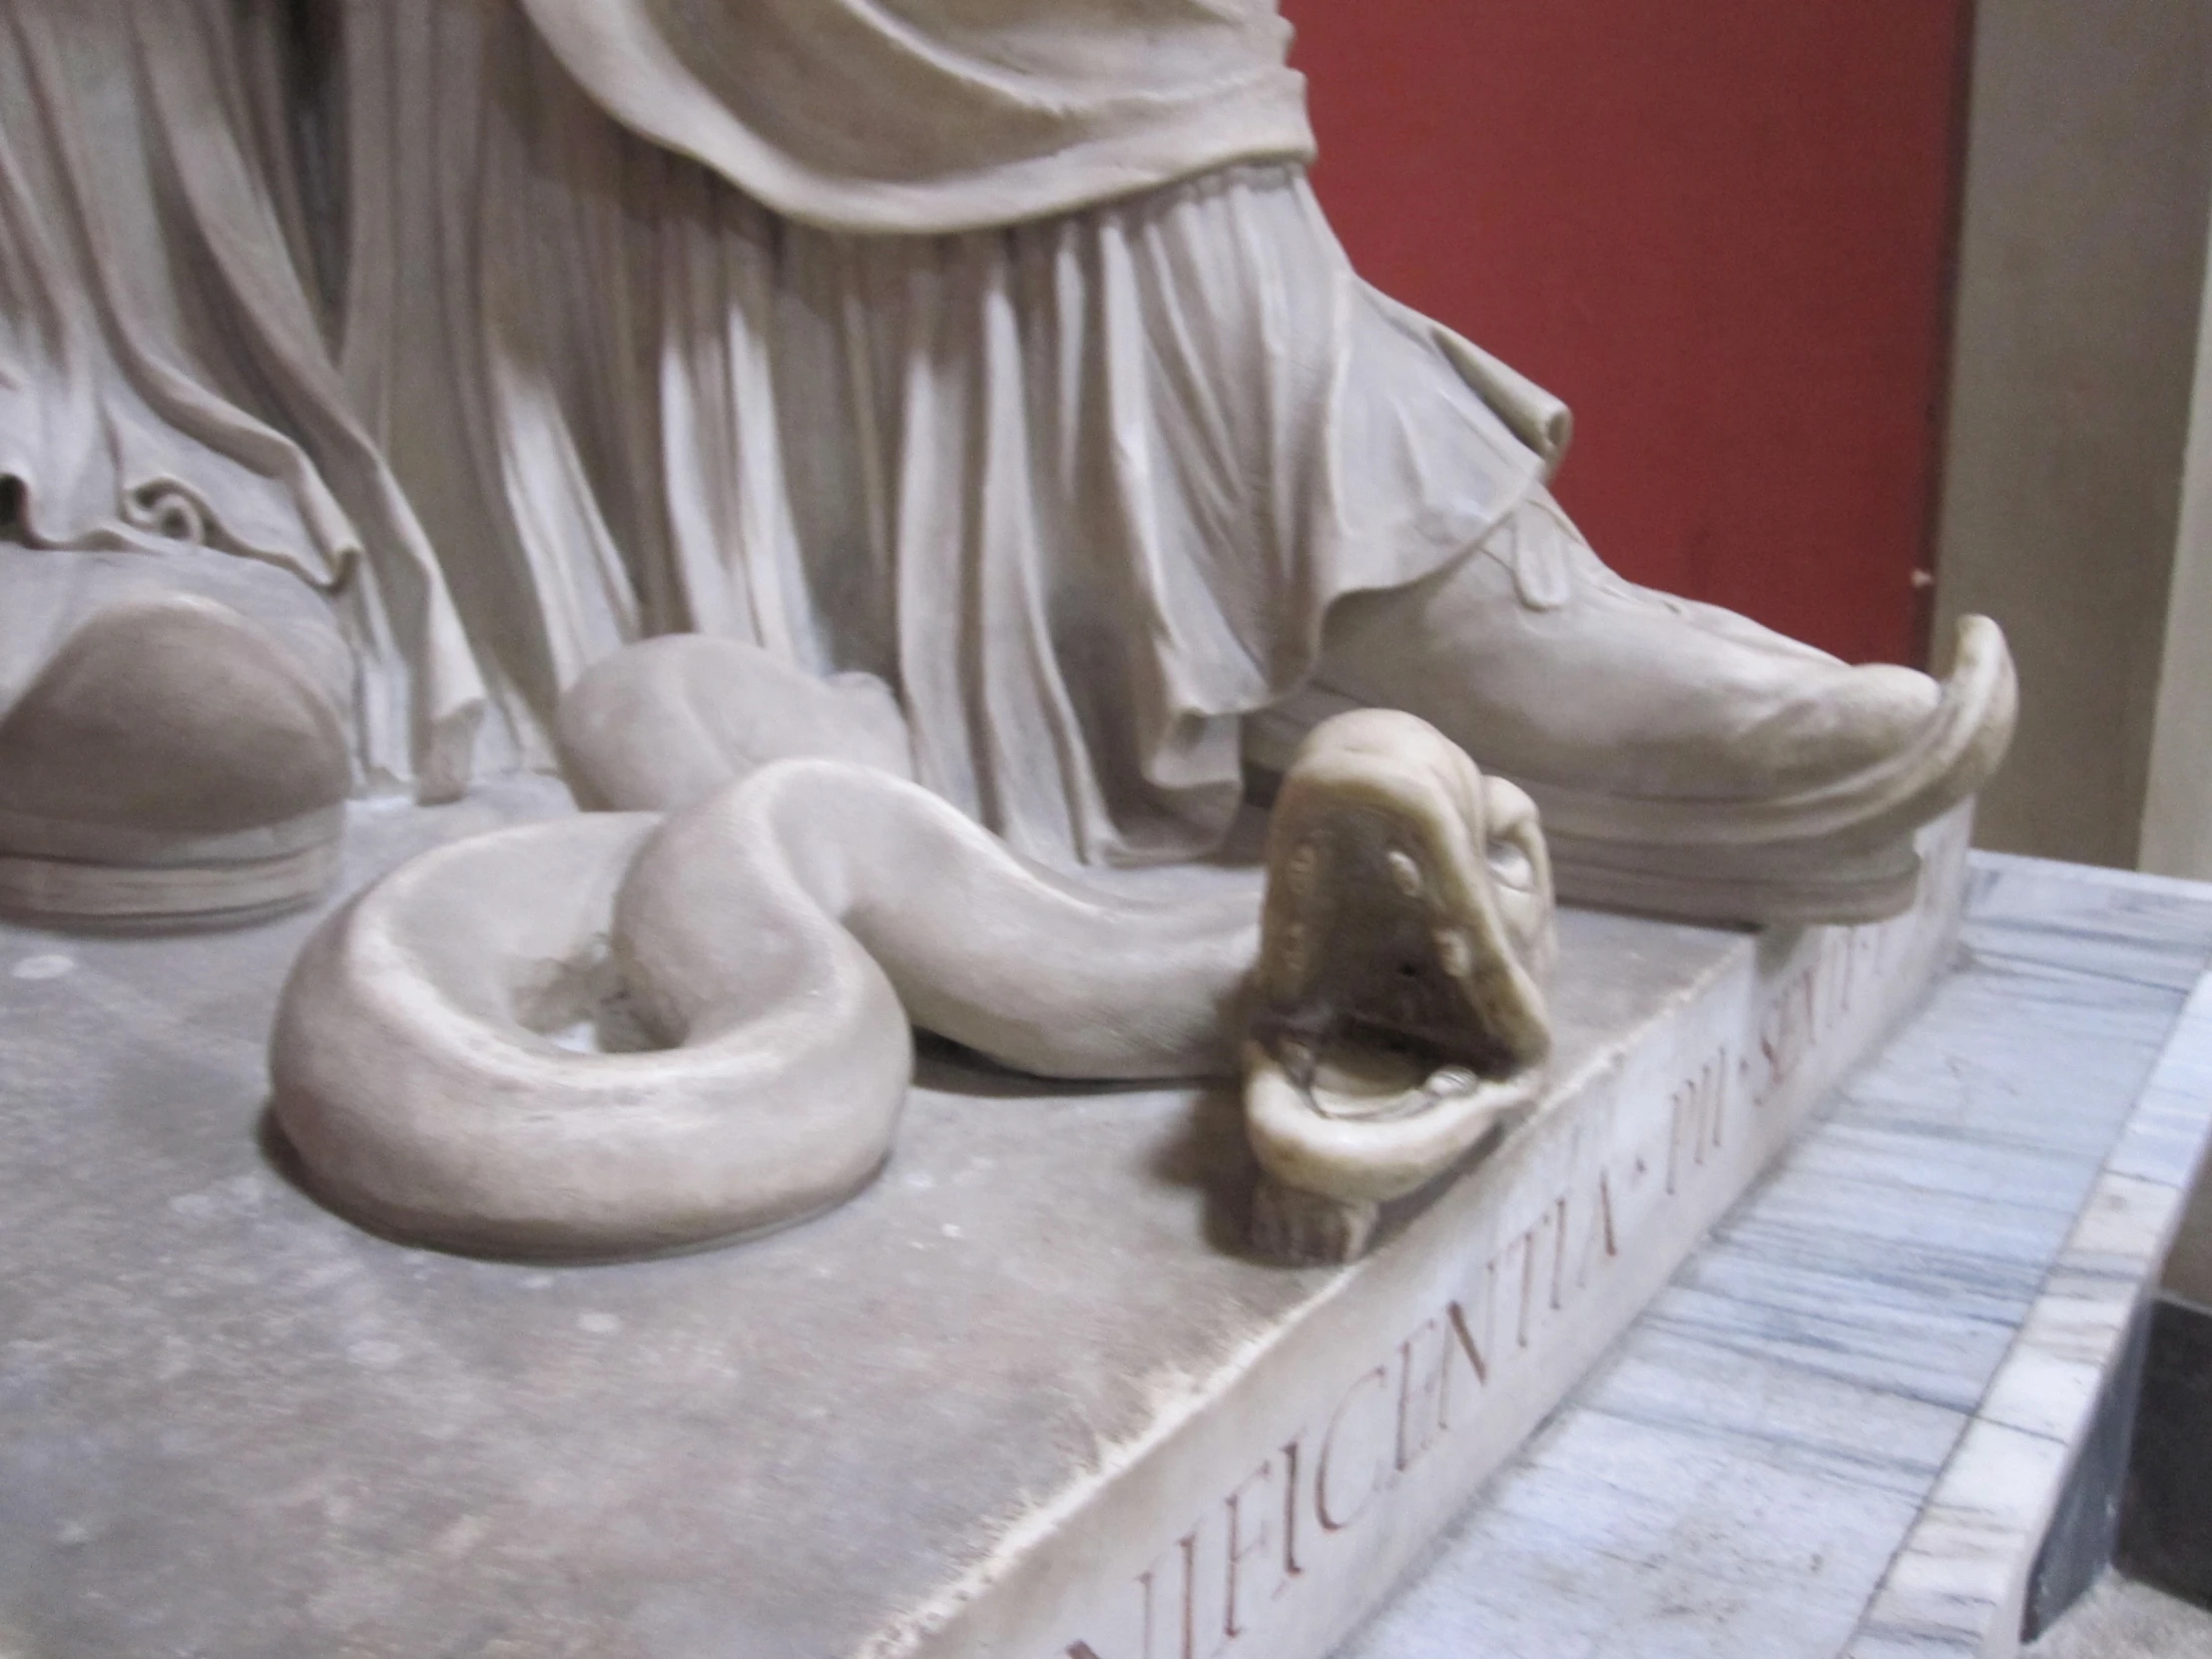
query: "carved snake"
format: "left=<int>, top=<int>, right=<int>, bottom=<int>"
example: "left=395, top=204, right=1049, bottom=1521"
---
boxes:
left=271, top=758, right=1266, bottom=1258
left=271, top=654, right=1555, bottom=1262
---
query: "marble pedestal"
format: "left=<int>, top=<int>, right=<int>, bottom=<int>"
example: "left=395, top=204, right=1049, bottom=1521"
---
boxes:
left=1339, top=856, right=2212, bottom=1659
left=0, top=793, right=1971, bottom=1659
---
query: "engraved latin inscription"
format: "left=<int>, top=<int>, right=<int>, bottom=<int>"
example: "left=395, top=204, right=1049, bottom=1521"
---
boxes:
left=1058, top=924, right=1892, bottom=1659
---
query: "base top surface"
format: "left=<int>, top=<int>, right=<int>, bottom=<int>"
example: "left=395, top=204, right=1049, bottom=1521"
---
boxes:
left=0, top=785, right=1742, bottom=1659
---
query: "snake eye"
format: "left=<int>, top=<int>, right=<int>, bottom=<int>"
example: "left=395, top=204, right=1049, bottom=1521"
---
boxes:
left=1485, top=837, right=1534, bottom=891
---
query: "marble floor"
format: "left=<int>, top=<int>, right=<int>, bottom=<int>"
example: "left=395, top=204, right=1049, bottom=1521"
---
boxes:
left=2026, top=1574, right=2212, bottom=1659
left=1338, top=854, right=2212, bottom=1659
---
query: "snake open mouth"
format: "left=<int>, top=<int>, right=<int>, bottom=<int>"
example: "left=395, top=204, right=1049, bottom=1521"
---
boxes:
left=1243, top=711, right=1557, bottom=1255
left=1250, top=802, right=1532, bottom=1119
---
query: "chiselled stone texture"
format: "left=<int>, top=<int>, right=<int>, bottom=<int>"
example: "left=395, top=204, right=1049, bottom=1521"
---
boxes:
left=0, top=795, right=1972, bottom=1659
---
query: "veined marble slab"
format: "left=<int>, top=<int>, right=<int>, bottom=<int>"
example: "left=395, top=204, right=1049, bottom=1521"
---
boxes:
left=1849, top=965, right=2212, bottom=1659
left=0, top=797, right=1970, bottom=1659
left=1339, top=852, right=2212, bottom=1659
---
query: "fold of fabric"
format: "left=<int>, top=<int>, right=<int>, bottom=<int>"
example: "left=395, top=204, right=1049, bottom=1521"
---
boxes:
left=0, top=0, right=484, bottom=799
left=518, top=0, right=1317, bottom=235
left=339, top=0, right=1557, bottom=866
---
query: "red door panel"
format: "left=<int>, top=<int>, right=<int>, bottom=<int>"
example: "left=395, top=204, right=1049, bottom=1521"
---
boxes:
left=1285, top=0, right=1970, bottom=667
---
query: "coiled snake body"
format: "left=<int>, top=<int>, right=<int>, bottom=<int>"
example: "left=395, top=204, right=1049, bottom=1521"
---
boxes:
left=273, top=760, right=1261, bottom=1259
left=272, top=633, right=1557, bottom=1266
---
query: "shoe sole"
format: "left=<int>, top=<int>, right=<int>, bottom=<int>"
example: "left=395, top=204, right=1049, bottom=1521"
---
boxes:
left=0, top=830, right=342, bottom=926
left=1540, top=832, right=1924, bottom=926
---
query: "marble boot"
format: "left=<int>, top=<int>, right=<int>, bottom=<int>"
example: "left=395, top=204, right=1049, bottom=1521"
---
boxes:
left=1267, top=488, right=2018, bottom=925
left=0, top=567, right=351, bottom=926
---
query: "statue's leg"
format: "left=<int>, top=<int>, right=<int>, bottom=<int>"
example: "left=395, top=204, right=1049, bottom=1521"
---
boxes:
left=0, top=0, right=482, bottom=819
left=1295, top=487, right=2015, bottom=924
left=0, top=547, right=352, bottom=925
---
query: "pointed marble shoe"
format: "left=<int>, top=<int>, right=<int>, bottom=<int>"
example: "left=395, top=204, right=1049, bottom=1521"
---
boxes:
left=1255, top=614, right=2015, bottom=926
left=1524, top=614, right=2017, bottom=923
left=1260, top=486, right=2020, bottom=926
left=1244, top=710, right=1557, bottom=1266
left=0, top=594, right=350, bottom=925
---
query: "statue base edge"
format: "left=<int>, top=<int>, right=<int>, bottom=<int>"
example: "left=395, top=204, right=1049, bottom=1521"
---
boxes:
left=0, top=793, right=1971, bottom=1659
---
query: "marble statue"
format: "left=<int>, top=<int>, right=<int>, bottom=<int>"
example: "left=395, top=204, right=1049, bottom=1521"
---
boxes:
left=0, top=0, right=2015, bottom=1258
left=1244, top=711, right=1556, bottom=1263
left=274, top=665, right=1555, bottom=1263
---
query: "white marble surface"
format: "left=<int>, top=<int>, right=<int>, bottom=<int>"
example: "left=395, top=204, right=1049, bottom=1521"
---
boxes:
left=887, top=813, right=1973, bottom=1659
left=0, top=4, right=2016, bottom=931
left=1337, top=852, right=2212, bottom=1659
left=0, top=796, right=1967, bottom=1659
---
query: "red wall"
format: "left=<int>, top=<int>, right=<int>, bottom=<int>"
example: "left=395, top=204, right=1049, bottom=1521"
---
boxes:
left=1284, top=0, right=1970, bottom=667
